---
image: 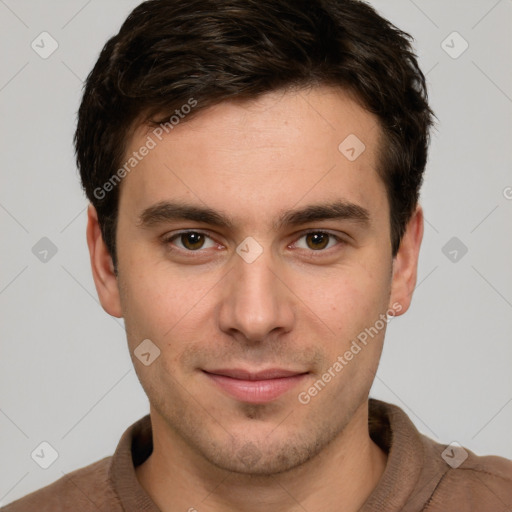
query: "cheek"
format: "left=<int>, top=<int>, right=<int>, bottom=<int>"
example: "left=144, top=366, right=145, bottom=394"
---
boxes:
left=292, top=258, right=390, bottom=337
left=119, top=261, right=223, bottom=351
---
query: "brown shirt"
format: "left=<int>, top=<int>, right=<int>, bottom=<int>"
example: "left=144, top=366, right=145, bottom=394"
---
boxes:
left=3, top=399, right=512, bottom=511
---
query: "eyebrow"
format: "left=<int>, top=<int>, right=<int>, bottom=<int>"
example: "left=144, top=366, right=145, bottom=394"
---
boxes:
left=137, top=200, right=370, bottom=231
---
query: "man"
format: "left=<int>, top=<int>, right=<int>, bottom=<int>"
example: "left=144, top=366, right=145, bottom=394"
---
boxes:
left=3, top=0, right=511, bottom=510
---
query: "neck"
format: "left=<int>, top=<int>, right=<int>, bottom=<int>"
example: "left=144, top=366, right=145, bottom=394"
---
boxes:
left=136, top=400, right=387, bottom=512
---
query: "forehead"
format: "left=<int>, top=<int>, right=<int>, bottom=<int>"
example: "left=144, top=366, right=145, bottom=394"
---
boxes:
left=118, top=85, right=387, bottom=228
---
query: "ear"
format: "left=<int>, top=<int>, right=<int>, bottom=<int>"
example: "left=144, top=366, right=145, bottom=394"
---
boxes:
left=388, top=205, right=424, bottom=316
left=86, top=204, right=123, bottom=318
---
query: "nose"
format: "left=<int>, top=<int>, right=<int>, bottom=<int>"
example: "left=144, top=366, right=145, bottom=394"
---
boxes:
left=217, top=246, right=296, bottom=343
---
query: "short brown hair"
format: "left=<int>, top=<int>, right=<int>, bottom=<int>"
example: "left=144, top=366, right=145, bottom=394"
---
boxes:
left=75, top=0, right=435, bottom=270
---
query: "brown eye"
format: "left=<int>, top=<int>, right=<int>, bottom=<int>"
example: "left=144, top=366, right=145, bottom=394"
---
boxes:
left=180, top=232, right=206, bottom=250
left=305, top=232, right=330, bottom=250
left=163, top=230, right=218, bottom=254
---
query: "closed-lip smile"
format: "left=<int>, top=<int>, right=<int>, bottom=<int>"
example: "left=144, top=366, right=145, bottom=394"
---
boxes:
left=202, top=368, right=309, bottom=403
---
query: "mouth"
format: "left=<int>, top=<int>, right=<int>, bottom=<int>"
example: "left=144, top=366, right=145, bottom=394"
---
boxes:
left=201, top=368, right=309, bottom=404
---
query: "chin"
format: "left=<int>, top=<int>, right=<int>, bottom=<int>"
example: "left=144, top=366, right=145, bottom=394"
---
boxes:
left=204, top=446, right=311, bottom=476
left=197, top=426, right=332, bottom=477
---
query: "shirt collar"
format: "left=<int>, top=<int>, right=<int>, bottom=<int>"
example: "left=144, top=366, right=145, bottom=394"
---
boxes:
left=109, top=399, right=443, bottom=511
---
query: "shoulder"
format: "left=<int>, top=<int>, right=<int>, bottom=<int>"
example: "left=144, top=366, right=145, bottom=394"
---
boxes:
left=367, top=399, right=512, bottom=510
left=1, top=456, right=122, bottom=512
left=424, top=439, right=512, bottom=510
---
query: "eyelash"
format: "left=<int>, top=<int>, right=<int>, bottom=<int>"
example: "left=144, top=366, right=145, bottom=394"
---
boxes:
left=162, top=229, right=346, bottom=255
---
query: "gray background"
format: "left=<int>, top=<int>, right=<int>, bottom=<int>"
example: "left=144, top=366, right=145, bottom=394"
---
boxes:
left=1, top=0, right=511, bottom=506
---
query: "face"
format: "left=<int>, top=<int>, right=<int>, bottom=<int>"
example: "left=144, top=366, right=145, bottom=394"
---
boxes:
left=88, top=85, right=422, bottom=475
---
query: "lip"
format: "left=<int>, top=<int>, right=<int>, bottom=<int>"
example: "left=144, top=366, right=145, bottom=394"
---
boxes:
left=202, top=368, right=309, bottom=404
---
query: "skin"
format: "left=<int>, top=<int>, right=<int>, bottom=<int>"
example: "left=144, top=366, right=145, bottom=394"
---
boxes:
left=87, top=85, right=423, bottom=512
